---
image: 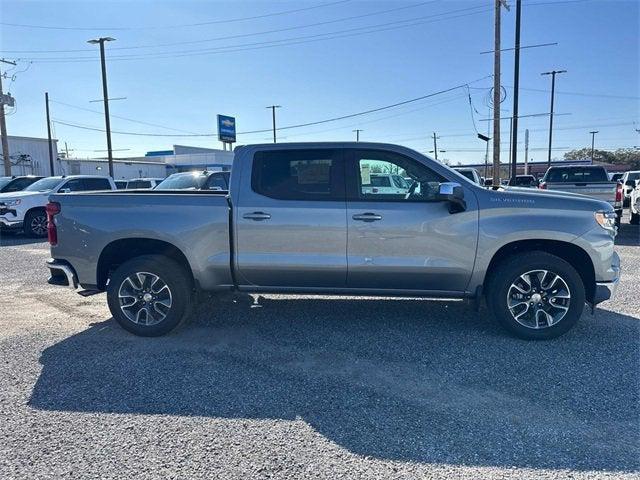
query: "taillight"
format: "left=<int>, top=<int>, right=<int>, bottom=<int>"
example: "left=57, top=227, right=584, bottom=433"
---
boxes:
left=615, top=182, right=623, bottom=203
left=46, top=202, right=61, bottom=246
left=539, top=182, right=547, bottom=190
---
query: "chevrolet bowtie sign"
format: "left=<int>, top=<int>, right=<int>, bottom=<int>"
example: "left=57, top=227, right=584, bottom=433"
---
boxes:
left=217, top=114, right=236, bottom=143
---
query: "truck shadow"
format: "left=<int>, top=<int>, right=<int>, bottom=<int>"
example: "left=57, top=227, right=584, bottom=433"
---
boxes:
left=616, top=220, right=639, bottom=246
left=29, top=294, right=639, bottom=473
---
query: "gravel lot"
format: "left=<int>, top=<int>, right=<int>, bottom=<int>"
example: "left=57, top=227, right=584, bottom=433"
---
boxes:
left=0, top=217, right=638, bottom=479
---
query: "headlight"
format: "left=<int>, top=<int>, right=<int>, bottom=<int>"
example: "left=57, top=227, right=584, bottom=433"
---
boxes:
left=3, top=199, right=21, bottom=207
left=594, top=210, right=617, bottom=233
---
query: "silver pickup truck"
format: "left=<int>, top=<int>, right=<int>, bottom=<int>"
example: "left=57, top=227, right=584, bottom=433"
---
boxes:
left=539, top=165, right=623, bottom=224
left=45, top=142, right=620, bottom=340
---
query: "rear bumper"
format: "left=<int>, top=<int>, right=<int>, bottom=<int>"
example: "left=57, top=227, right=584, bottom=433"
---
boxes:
left=593, top=252, right=621, bottom=305
left=46, top=259, right=78, bottom=289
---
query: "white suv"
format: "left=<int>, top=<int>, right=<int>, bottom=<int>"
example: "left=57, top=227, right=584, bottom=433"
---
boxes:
left=0, top=175, right=115, bottom=237
left=621, top=170, right=640, bottom=206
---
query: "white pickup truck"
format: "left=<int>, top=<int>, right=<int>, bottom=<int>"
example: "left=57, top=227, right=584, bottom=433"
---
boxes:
left=0, top=175, right=116, bottom=237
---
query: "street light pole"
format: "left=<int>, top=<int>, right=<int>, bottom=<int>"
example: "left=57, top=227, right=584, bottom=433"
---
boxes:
left=266, top=105, right=281, bottom=143
left=590, top=130, right=599, bottom=163
left=87, top=37, right=115, bottom=178
left=541, top=69, right=566, bottom=168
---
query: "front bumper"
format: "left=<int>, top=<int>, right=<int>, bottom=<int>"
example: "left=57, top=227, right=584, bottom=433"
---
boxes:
left=593, top=252, right=621, bottom=305
left=46, top=259, right=78, bottom=289
left=0, top=216, right=23, bottom=229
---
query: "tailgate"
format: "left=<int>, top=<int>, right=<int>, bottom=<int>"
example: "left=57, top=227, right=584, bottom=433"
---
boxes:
left=545, top=182, right=616, bottom=203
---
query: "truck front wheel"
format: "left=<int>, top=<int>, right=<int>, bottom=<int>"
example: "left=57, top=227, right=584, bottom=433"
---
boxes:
left=486, top=251, right=585, bottom=340
left=24, top=209, right=48, bottom=237
left=107, top=255, right=193, bottom=336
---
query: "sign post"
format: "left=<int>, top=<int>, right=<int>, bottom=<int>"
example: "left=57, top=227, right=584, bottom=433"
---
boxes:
left=217, top=114, right=236, bottom=151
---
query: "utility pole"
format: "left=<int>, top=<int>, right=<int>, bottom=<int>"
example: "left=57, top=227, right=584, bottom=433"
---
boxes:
left=541, top=69, right=566, bottom=168
left=510, top=0, right=522, bottom=185
left=432, top=132, right=439, bottom=161
left=353, top=129, right=363, bottom=142
left=524, top=129, right=529, bottom=175
left=45, top=92, right=55, bottom=175
left=508, top=116, right=513, bottom=178
left=589, top=130, right=599, bottom=163
left=492, top=0, right=510, bottom=186
left=266, top=105, right=281, bottom=143
left=0, top=58, right=17, bottom=176
left=87, top=37, right=115, bottom=178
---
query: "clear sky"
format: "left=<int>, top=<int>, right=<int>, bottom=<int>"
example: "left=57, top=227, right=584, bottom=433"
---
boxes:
left=1, top=0, right=638, bottom=165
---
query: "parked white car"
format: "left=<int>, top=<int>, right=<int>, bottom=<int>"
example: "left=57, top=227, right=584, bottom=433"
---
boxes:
left=361, top=173, right=410, bottom=195
left=453, top=167, right=482, bottom=184
left=621, top=170, right=640, bottom=206
left=630, top=179, right=640, bottom=225
left=0, top=175, right=116, bottom=237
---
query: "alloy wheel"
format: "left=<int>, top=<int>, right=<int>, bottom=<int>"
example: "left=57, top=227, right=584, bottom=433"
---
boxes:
left=118, top=272, right=173, bottom=326
left=30, top=215, right=48, bottom=236
left=506, top=269, right=571, bottom=329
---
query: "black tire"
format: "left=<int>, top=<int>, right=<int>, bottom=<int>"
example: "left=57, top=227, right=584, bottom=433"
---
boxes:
left=24, top=209, right=48, bottom=238
left=486, top=251, right=586, bottom=340
left=107, top=255, right=194, bottom=337
left=631, top=210, right=639, bottom=225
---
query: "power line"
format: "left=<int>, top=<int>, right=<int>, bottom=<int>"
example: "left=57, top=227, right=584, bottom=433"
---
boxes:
left=18, top=5, right=492, bottom=62
left=0, top=0, right=352, bottom=31
left=1, top=1, right=440, bottom=53
left=49, top=99, right=201, bottom=134
left=51, top=75, right=491, bottom=137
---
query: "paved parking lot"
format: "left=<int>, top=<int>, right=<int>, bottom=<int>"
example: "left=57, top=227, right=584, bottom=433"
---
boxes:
left=0, top=219, right=638, bottom=479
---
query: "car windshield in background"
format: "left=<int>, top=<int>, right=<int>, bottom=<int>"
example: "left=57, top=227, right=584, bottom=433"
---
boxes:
left=155, top=173, right=208, bottom=190
left=457, top=171, right=475, bottom=182
left=512, top=176, right=537, bottom=186
left=24, top=177, right=62, bottom=192
left=0, top=177, right=12, bottom=189
left=546, top=168, right=609, bottom=183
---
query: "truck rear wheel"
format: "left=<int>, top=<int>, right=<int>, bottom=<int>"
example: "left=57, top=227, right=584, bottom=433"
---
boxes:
left=631, top=210, right=639, bottom=225
left=486, top=251, right=585, bottom=340
left=107, top=255, right=193, bottom=336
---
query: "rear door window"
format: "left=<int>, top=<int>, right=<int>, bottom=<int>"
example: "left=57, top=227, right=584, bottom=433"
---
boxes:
left=251, top=149, right=344, bottom=201
left=82, top=178, right=112, bottom=190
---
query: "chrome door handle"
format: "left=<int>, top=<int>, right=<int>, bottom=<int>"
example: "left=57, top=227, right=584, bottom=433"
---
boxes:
left=352, top=212, right=382, bottom=222
left=243, top=211, right=271, bottom=221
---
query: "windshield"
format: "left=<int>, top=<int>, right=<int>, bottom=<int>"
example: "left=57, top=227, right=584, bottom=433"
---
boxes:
left=155, top=173, right=208, bottom=190
left=628, top=172, right=640, bottom=181
left=545, top=167, right=609, bottom=183
left=24, top=177, right=63, bottom=192
left=0, top=177, right=12, bottom=189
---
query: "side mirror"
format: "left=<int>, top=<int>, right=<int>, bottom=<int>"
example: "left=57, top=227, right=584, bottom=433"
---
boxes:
left=58, top=188, right=71, bottom=194
left=437, top=182, right=466, bottom=213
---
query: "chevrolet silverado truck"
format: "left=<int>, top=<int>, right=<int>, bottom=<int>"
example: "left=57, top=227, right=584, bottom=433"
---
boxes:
left=0, top=175, right=115, bottom=237
left=539, top=165, right=623, bottom=224
left=45, top=142, right=620, bottom=340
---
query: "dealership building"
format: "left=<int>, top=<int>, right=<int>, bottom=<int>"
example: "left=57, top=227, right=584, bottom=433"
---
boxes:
left=0, top=135, right=233, bottom=179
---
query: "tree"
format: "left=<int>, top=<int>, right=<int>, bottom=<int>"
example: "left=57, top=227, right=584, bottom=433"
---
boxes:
left=564, top=147, right=640, bottom=170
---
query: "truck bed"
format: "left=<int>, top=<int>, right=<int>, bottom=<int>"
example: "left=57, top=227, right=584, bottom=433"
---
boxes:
left=48, top=190, right=233, bottom=290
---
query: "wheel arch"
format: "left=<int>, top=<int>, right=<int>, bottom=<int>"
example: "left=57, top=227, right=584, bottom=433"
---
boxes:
left=97, top=238, right=195, bottom=291
left=484, top=239, right=596, bottom=303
